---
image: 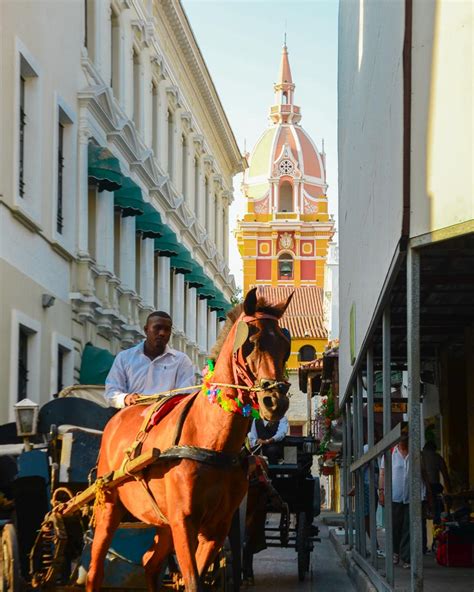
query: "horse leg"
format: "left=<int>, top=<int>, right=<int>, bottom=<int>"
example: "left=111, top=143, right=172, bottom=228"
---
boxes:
left=171, top=517, right=201, bottom=592
left=142, top=527, right=173, bottom=592
left=86, top=491, right=124, bottom=592
left=196, top=537, right=222, bottom=577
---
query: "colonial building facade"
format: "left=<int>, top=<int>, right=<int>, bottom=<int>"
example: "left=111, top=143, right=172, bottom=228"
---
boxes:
left=0, top=0, right=243, bottom=422
left=236, top=44, right=335, bottom=435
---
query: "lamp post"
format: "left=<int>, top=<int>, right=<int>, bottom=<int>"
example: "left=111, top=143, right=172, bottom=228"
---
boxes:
left=13, top=398, right=39, bottom=451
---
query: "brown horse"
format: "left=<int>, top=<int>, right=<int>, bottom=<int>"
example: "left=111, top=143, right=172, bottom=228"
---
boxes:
left=86, top=288, right=292, bottom=592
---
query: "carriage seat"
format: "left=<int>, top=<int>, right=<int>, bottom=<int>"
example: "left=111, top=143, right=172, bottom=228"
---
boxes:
left=57, top=424, right=102, bottom=484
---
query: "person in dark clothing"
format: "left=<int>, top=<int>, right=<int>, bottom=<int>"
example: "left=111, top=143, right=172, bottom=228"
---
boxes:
left=248, top=416, right=289, bottom=463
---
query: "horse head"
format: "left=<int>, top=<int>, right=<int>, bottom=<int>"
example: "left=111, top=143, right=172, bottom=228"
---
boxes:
left=212, top=288, right=293, bottom=422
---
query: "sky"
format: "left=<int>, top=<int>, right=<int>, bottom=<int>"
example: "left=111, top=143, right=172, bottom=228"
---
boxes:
left=182, top=0, right=339, bottom=289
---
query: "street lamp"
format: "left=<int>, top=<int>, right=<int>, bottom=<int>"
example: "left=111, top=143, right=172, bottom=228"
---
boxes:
left=14, top=398, right=39, bottom=451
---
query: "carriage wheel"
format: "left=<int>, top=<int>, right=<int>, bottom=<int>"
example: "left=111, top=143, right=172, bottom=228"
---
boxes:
left=29, top=512, right=68, bottom=588
left=0, top=524, right=21, bottom=592
left=296, top=512, right=310, bottom=582
left=279, top=503, right=290, bottom=546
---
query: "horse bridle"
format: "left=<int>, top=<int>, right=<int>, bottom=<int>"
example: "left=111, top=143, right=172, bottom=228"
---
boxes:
left=212, top=311, right=291, bottom=408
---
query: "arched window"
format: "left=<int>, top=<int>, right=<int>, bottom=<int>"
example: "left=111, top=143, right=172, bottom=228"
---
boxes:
left=299, top=345, right=316, bottom=362
left=278, top=253, right=293, bottom=280
left=282, top=92, right=288, bottom=105
left=279, top=181, right=293, bottom=212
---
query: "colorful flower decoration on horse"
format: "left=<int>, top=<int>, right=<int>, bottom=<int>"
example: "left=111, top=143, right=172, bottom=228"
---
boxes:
left=201, top=360, right=260, bottom=419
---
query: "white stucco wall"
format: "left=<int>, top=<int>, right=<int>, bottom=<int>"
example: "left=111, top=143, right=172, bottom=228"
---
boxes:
left=338, top=0, right=405, bottom=398
left=410, top=0, right=474, bottom=237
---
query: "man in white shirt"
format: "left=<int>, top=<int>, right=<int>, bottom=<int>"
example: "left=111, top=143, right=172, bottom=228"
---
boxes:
left=248, top=417, right=289, bottom=463
left=379, top=434, right=411, bottom=567
left=105, top=311, right=195, bottom=408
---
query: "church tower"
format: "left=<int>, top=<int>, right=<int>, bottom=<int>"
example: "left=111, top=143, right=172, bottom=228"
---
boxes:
left=237, top=43, right=334, bottom=293
left=237, top=45, right=335, bottom=428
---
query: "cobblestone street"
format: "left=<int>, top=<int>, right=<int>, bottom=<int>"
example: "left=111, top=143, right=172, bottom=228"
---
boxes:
left=249, top=519, right=355, bottom=591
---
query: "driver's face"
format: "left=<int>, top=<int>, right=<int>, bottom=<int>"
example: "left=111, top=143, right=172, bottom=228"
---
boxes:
left=144, top=317, right=172, bottom=350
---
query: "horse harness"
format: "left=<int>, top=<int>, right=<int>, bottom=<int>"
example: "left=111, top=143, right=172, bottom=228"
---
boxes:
left=119, top=311, right=288, bottom=524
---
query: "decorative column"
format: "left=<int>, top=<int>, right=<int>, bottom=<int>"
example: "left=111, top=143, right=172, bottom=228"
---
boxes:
left=157, top=78, right=168, bottom=167
left=77, top=128, right=91, bottom=256
left=119, top=216, right=136, bottom=291
left=95, top=190, right=114, bottom=270
left=185, top=285, right=197, bottom=344
left=197, top=299, right=208, bottom=352
left=172, top=272, right=185, bottom=333
left=140, top=237, right=155, bottom=308
left=193, top=135, right=204, bottom=220
left=155, top=255, right=171, bottom=313
left=207, top=309, right=217, bottom=351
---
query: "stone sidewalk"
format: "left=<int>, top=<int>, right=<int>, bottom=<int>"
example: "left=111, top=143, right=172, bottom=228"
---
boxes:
left=328, top=525, right=474, bottom=592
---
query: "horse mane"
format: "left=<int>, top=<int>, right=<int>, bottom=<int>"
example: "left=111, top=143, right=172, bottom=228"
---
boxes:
left=209, top=297, right=286, bottom=361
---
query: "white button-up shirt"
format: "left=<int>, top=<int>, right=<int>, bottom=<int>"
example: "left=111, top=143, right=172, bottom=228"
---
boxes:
left=248, top=417, right=289, bottom=448
left=381, top=446, right=410, bottom=503
left=104, top=342, right=195, bottom=408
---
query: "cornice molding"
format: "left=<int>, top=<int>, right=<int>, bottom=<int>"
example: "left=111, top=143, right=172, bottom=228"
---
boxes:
left=159, top=0, right=244, bottom=175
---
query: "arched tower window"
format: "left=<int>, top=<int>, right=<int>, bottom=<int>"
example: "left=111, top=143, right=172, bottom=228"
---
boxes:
left=299, top=345, right=316, bottom=362
left=282, top=92, right=288, bottom=105
left=279, top=181, right=293, bottom=212
left=278, top=253, right=293, bottom=280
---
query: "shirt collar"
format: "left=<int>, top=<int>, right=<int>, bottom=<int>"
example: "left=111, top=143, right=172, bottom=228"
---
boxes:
left=139, top=342, right=176, bottom=358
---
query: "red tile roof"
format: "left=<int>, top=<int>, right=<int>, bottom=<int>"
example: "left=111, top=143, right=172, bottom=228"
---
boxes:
left=257, top=286, right=327, bottom=339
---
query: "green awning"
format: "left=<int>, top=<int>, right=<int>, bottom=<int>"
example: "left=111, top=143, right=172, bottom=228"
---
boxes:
left=208, top=297, right=230, bottom=312
left=170, top=248, right=194, bottom=274
left=154, top=228, right=180, bottom=257
left=185, top=268, right=208, bottom=288
left=135, top=202, right=164, bottom=238
left=79, top=343, right=115, bottom=385
left=114, top=176, right=145, bottom=217
left=217, top=309, right=228, bottom=321
left=197, top=280, right=218, bottom=300
left=88, top=144, right=123, bottom=192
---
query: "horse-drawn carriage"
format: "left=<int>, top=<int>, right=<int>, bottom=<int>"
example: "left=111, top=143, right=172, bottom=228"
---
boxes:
left=1, top=289, right=295, bottom=592
left=1, top=386, right=242, bottom=591
left=0, top=386, right=238, bottom=592
left=243, top=435, right=321, bottom=584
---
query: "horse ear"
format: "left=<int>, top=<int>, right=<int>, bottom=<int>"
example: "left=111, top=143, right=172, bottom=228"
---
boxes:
left=233, top=321, right=249, bottom=354
left=277, top=291, right=294, bottom=315
left=243, top=287, right=258, bottom=316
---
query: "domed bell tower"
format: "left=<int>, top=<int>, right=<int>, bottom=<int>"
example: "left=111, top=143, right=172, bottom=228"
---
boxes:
left=237, top=44, right=334, bottom=294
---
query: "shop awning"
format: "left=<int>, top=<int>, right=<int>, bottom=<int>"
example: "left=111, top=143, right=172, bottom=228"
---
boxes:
left=170, top=248, right=194, bottom=274
left=208, top=295, right=231, bottom=313
left=114, top=176, right=145, bottom=217
left=79, top=343, right=115, bottom=385
left=88, top=144, right=123, bottom=192
left=197, top=280, right=218, bottom=300
left=135, top=202, right=164, bottom=238
left=154, top=228, right=180, bottom=257
left=185, top=262, right=209, bottom=289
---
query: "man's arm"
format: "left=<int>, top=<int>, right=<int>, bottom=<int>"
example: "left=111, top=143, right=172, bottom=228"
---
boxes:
left=105, top=354, right=132, bottom=408
left=272, top=416, right=289, bottom=443
left=175, top=354, right=196, bottom=391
